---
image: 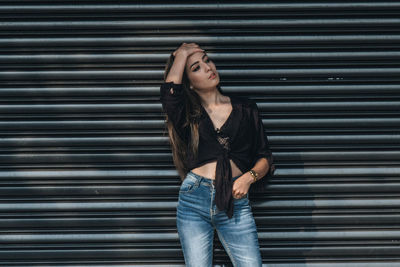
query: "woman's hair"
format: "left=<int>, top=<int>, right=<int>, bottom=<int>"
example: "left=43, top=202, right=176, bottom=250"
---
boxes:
left=163, top=51, right=224, bottom=181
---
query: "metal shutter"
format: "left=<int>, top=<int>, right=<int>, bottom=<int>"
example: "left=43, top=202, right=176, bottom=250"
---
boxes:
left=1, top=1, right=399, bottom=266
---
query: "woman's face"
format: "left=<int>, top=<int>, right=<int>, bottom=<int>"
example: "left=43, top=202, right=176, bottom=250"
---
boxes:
left=185, top=51, right=220, bottom=91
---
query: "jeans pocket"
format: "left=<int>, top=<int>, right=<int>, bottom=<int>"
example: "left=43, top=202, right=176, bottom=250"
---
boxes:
left=233, top=192, right=249, bottom=199
left=233, top=193, right=249, bottom=204
left=179, top=176, right=200, bottom=194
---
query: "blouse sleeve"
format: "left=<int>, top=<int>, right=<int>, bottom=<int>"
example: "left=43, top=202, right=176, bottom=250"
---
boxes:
left=159, top=81, right=189, bottom=142
left=250, top=100, right=275, bottom=177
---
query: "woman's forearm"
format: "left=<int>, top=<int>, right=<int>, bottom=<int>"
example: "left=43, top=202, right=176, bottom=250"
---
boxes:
left=165, top=54, right=187, bottom=84
left=243, top=157, right=270, bottom=185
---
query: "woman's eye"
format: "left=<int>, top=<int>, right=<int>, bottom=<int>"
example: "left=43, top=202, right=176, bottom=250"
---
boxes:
left=192, top=58, right=211, bottom=72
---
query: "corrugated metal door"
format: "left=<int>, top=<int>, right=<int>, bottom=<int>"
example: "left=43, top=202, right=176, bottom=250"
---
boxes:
left=1, top=1, right=400, bottom=266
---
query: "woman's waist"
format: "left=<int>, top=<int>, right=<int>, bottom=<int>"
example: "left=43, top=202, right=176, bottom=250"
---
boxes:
left=190, top=159, right=243, bottom=179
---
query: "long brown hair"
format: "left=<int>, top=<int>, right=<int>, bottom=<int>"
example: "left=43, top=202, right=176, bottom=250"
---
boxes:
left=162, top=51, right=224, bottom=181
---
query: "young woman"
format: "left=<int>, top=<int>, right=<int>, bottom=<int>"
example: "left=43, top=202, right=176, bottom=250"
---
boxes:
left=160, top=42, right=275, bottom=266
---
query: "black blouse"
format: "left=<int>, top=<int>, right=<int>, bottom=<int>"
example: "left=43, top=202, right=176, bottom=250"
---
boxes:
left=160, top=81, right=275, bottom=218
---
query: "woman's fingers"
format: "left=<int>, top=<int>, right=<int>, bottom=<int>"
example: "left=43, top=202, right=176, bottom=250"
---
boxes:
left=187, top=48, right=204, bottom=56
left=233, top=191, right=243, bottom=198
left=172, top=43, right=204, bottom=57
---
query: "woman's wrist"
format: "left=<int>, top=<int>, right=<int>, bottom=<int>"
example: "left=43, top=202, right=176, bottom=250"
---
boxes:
left=243, top=171, right=255, bottom=185
left=248, top=169, right=259, bottom=184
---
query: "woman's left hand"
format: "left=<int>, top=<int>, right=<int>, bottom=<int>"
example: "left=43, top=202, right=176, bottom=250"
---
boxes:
left=232, top=173, right=253, bottom=199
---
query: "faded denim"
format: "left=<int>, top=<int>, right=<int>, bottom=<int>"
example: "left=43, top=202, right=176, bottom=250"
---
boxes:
left=176, top=170, right=262, bottom=267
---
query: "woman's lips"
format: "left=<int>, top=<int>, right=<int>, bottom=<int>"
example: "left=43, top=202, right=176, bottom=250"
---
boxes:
left=209, top=73, right=216, bottom=79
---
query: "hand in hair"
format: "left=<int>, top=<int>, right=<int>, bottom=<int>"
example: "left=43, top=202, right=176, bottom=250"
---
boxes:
left=172, top=42, right=204, bottom=58
left=166, top=43, right=204, bottom=84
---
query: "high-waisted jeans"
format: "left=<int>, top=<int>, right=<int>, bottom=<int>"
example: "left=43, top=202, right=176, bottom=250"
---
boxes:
left=176, top=170, right=262, bottom=267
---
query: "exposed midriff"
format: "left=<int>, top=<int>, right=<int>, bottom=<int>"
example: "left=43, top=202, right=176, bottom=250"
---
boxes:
left=191, top=159, right=243, bottom=180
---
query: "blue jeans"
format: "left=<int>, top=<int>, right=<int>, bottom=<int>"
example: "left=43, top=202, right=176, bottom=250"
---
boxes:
left=176, top=170, right=262, bottom=267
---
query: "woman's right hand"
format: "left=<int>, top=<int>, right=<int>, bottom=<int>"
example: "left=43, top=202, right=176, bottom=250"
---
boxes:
left=172, top=42, right=204, bottom=58
left=165, top=43, right=203, bottom=84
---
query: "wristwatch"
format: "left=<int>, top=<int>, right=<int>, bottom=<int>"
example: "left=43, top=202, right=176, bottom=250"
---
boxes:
left=249, top=169, right=259, bottom=183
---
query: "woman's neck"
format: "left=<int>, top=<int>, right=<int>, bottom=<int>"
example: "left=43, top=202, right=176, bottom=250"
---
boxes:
left=197, top=89, right=228, bottom=109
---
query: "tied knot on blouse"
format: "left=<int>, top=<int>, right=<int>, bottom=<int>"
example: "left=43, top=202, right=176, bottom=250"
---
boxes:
left=214, top=129, right=236, bottom=219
